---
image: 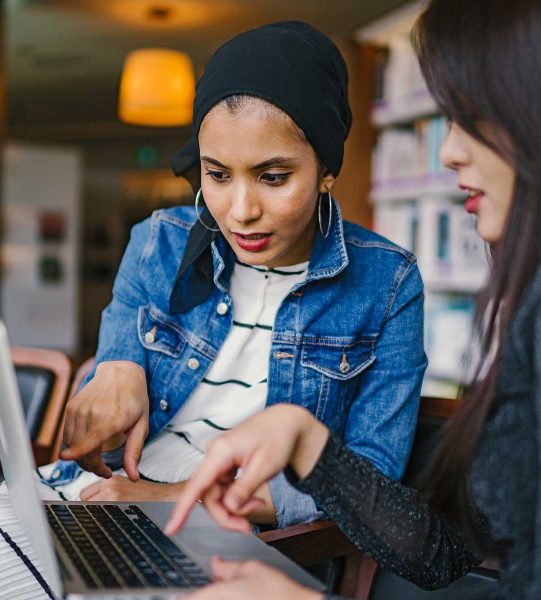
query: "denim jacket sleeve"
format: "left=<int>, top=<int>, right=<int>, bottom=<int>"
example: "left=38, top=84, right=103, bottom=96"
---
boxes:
left=82, top=219, right=151, bottom=386
left=343, top=259, right=427, bottom=479
left=269, top=471, right=324, bottom=528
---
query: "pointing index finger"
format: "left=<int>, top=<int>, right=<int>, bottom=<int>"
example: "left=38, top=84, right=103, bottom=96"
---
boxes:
left=165, top=452, right=238, bottom=535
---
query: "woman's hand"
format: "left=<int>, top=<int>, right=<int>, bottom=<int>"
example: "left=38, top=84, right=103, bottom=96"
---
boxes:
left=60, top=360, right=149, bottom=481
left=186, top=557, right=324, bottom=600
left=80, top=476, right=185, bottom=502
left=165, top=404, right=329, bottom=535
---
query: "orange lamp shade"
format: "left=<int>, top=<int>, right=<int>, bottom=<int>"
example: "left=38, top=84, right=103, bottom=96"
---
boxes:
left=118, top=48, right=195, bottom=127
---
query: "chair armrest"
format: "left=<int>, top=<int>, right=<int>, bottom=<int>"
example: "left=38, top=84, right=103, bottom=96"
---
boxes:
left=12, top=347, right=72, bottom=465
left=257, top=520, right=357, bottom=566
left=258, top=521, right=372, bottom=599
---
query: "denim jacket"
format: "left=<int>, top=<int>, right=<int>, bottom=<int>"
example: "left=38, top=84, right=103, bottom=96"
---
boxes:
left=85, top=201, right=427, bottom=528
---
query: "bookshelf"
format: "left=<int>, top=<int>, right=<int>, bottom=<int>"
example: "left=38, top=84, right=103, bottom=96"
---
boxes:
left=356, top=2, right=488, bottom=398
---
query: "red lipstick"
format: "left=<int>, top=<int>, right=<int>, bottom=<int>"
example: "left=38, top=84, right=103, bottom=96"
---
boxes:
left=234, top=233, right=272, bottom=252
left=460, top=185, right=484, bottom=215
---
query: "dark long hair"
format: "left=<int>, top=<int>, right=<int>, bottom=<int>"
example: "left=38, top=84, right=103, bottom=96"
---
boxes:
left=413, top=0, right=541, bottom=528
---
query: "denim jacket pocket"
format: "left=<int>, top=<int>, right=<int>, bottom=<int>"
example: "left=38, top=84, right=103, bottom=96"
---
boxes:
left=300, top=335, right=376, bottom=429
left=137, top=305, right=187, bottom=358
left=300, top=335, right=376, bottom=381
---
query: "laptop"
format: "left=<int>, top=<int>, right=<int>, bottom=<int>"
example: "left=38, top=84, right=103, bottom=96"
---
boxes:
left=0, top=321, right=326, bottom=599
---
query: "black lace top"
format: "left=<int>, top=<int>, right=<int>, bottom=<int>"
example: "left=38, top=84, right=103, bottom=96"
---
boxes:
left=293, top=265, right=541, bottom=600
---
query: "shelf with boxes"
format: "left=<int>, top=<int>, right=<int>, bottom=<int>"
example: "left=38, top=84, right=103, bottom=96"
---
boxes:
left=359, top=8, right=488, bottom=397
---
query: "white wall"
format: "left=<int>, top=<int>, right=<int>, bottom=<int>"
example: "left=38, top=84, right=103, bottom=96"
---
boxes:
left=1, top=143, right=82, bottom=353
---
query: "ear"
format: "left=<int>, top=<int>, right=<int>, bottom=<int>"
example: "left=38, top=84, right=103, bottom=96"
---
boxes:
left=319, top=170, right=336, bottom=193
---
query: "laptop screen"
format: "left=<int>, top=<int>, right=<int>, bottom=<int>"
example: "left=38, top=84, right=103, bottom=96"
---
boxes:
left=0, top=321, right=62, bottom=598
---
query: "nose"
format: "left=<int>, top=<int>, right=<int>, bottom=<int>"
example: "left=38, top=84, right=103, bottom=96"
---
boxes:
left=229, top=186, right=262, bottom=224
left=440, top=122, right=470, bottom=171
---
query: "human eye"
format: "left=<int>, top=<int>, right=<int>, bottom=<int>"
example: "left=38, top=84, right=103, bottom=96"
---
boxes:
left=260, top=172, right=291, bottom=185
left=205, top=169, right=229, bottom=183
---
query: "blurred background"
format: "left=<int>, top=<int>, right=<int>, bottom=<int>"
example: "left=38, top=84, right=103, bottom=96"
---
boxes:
left=0, top=0, right=487, bottom=398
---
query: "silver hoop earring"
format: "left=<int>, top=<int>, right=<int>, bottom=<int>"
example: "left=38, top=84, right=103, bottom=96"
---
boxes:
left=195, top=188, right=220, bottom=232
left=318, top=188, right=333, bottom=239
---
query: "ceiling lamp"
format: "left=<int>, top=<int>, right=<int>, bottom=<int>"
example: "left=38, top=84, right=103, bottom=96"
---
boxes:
left=118, top=48, right=195, bottom=127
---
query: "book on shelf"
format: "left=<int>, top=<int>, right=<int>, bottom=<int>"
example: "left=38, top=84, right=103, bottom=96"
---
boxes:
left=372, top=33, right=437, bottom=125
left=425, top=294, right=476, bottom=383
left=390, top=34, right=426, bottom=101
left=371, top=116, right=452, bottom=196
left=373, top=201, right=418, bottom=256
left=373, top=46, right=389, bottom=105
left=416, top=198, right=488, bottom=290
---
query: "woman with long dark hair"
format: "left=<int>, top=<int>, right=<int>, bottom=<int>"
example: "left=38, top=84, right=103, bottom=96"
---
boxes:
left=167, top=1, right=541, bottom=598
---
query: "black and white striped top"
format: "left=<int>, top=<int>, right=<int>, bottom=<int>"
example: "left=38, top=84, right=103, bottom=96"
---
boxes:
left=136, top=259, right=309, bottom=483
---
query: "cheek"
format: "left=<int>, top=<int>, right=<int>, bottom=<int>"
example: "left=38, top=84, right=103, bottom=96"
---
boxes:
left=476, top=152, right=515, bottom=243
left=477, top=196, right=508, bottom=243
left=274, top=187, right=318, bottom=228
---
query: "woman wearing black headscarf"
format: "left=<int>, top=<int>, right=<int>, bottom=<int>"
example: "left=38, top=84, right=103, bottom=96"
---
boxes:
left=54, top=23, right=426, bottom=533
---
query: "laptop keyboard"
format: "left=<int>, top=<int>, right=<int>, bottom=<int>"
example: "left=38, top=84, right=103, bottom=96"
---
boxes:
left=45, top=503, right=211, bottom=589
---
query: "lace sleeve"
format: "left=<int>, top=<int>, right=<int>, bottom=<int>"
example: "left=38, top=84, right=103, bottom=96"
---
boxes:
left=290, top=434, right=481, bottom=591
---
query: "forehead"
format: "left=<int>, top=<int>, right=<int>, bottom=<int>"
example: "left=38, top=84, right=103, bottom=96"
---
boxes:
left=198, top=102, right=311, bottom=163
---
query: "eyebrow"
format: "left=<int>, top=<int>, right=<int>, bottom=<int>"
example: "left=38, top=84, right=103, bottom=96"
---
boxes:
left=200, top=156, right=298, bottom=170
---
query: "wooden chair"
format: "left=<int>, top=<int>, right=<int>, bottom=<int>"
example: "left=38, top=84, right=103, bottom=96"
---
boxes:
left=258, top=520, right=369, bottom=597
left=258, top=397, right=500, bottom=599
left=11, top=346, right=72, bottom=466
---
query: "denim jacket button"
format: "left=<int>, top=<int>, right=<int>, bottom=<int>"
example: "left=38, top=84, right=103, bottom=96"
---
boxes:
left=159, top=398, right=169, bottom=411
left=187, top=358, right=200, bottom=370
left=216, top=302, right=229, bottom=315
left=339, top=361, right=351, bottom=374
left=144, top=327, right=156, bottom=344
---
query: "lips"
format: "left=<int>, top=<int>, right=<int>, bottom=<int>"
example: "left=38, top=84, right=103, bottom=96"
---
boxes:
left=460, top=185, right=485, bottom=215
left=234, top=232, right=272, bottom=252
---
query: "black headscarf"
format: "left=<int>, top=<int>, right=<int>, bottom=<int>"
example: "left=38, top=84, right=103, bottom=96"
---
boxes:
left=169, top=21, right=352, bottom=314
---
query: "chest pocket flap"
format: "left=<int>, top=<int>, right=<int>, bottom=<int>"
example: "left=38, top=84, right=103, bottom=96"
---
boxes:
left=138, top=305, right=186, bottom=358
left=301, top=335, right=376, bottom=381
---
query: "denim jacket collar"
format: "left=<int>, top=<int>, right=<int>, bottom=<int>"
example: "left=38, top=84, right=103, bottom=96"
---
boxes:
left=211, top=237, right=229, bottom=294
left=305, top=198, right=349, bottom=283
left=210, top=198, right=349, bottom=292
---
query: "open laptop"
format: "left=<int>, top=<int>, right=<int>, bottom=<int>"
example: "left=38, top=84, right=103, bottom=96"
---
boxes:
left=0, top=321, right=326, bottom=599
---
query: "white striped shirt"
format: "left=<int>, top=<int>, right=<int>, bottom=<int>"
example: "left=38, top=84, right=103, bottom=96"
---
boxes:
left=136, top=259, right=308, bottom=483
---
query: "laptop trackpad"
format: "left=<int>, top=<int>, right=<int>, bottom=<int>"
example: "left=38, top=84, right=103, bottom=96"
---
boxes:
left=141, top=502, right=326, bottom=591
left=143, top=502, right=280, bottom=560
